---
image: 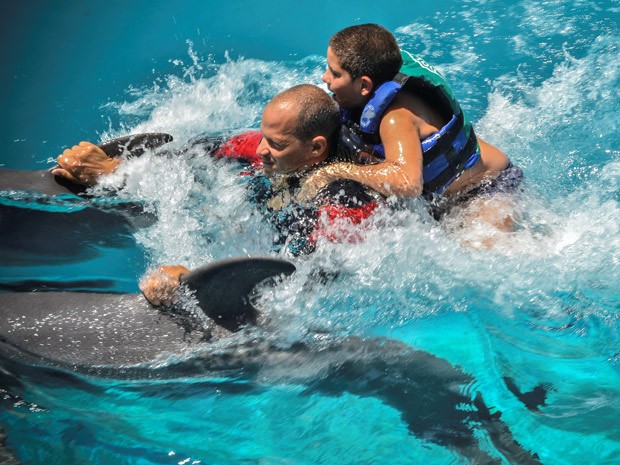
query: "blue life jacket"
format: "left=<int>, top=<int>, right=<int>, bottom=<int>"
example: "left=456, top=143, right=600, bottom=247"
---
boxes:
left=338, top=51, right=481, bottom=195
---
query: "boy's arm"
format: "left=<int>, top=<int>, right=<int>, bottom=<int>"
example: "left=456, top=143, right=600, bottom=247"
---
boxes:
left=300, top=105, right=425, bottom=199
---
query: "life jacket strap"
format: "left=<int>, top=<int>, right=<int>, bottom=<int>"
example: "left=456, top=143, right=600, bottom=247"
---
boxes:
left=422, top=120, right=480, bottom=194
left=359, top=73, right=409, bottom=134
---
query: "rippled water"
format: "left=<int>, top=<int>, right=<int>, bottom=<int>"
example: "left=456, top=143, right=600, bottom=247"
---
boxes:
left=1, top=1, right=619, bottom=464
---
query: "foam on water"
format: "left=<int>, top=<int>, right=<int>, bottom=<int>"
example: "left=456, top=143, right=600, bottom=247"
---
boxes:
left=101, top=46, right=325, bottom=148
left=1, top=2, right=619, bottom=463
left=90, top=30, right=619, bottom=366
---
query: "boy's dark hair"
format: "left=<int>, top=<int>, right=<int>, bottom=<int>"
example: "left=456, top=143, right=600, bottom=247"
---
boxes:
left=329, top=24, right=403, bottom=85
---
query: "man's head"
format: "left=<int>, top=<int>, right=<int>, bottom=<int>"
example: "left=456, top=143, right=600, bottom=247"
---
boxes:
left=322, top=24, right=402, bottom=109
left=257, top=84, right=340, bottom=176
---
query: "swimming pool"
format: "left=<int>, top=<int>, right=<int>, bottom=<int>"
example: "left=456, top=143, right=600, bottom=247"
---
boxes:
left=1, top=1, right=619, bottom=464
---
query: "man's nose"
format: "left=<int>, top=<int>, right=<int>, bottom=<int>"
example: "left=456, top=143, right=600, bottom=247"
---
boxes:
left=256, top=137, right=268, bottom=156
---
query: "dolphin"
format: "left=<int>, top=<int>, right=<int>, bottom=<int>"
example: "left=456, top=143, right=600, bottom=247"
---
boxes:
left=0, top=256, right=542, bottom=464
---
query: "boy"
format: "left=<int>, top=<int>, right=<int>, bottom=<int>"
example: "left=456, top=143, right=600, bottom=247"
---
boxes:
left=307, top=24, right=522, bottom=231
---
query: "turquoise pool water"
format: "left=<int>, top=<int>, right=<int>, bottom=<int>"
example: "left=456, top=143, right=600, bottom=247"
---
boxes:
left=1, top=1, right=619, bottom=464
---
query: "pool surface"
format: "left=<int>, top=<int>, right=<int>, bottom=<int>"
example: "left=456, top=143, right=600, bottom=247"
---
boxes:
left=1, top=1, right=619, bottom=464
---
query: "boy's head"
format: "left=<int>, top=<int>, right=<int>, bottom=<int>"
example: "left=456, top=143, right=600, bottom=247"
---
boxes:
left=323, top=24, right=402, bottom=109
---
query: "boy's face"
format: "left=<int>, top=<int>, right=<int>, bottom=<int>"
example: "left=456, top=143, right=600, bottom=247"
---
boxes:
left=322, top=47, right=366, bottom=110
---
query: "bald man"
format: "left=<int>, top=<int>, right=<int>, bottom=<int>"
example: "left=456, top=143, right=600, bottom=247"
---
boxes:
left=54, top=85, right=380, bottom=303
left=144, top=85, right=380, bottom=303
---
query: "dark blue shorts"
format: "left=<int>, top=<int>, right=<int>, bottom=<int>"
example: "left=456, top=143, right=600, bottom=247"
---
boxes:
left=429, top=163, right=524, bottom=220
left=460, top=163, right=524, bottom=198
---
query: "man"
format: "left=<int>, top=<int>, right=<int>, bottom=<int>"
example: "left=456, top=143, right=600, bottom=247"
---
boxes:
left=304, top=24, right=522, bottom=233
left=52, top=84, right=380, bottom=304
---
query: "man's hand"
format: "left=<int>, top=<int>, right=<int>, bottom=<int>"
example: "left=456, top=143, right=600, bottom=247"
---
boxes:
left=139, top=265, right=191, bottom=306
left=52, top=141, right=121, bottom=187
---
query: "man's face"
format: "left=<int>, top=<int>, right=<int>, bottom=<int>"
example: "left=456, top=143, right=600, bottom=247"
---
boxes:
left=257, top=102, right=316, bottom=177
left=322, top=47, right=366, bottom=110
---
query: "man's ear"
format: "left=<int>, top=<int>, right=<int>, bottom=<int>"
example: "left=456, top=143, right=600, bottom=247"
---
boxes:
left=311, top=135, right=329, bottom=161
left=360, top=76, right=374, bottom=97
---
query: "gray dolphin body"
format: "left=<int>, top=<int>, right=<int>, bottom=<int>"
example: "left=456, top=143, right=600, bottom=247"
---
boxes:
left=0, top=257, right=541, bottom=464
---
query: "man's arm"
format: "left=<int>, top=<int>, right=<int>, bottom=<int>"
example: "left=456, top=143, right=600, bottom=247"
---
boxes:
left=52, top=141, right=121, bottom=187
